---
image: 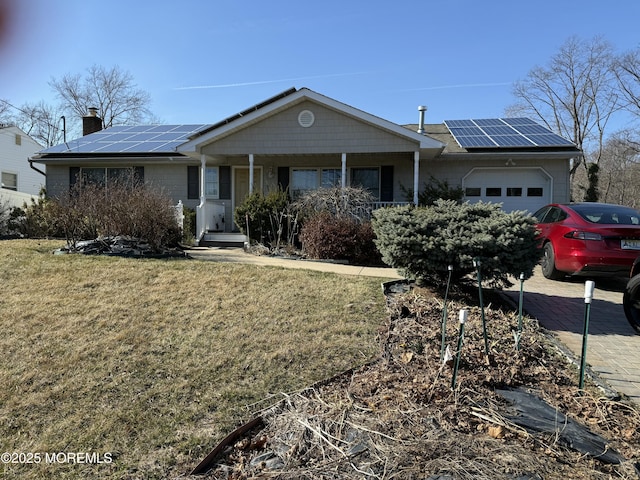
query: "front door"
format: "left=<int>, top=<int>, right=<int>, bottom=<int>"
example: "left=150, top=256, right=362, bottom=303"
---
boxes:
left=234, top=167, right=262, bottom=209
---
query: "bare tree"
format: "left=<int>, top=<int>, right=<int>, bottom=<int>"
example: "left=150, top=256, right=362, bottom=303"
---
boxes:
left=614, top=47, right=640, bottom=117
left=50, top=64, right=154, bottom=134
left=0, top=99, right=12, bottom=124
left=598, top=131, right=640, bottom=208
left=508, top=36, right=621, bottom=195
left=14, top=101, right=66, bottom=147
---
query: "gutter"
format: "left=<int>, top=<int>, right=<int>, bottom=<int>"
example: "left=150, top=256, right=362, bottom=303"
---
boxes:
left=436, top=151, right=583, bottom=161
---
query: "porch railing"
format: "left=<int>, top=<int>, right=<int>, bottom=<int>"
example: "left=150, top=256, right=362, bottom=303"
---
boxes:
left=369, top=201, right=411, bottom=210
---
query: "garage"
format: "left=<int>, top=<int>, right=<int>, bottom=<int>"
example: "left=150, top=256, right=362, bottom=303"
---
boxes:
left=462, top=167, right=552, bottom=213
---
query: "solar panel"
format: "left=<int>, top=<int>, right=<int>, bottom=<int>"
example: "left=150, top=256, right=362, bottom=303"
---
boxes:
left=38, top=124, right=211, bottom=155
left=444, top=118, right=575, bottom=149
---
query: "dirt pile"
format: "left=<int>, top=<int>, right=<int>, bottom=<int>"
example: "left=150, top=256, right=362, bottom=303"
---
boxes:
left=196, top=282, right=640, bottom=479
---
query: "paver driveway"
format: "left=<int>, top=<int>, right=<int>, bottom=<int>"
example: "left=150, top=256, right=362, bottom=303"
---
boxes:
left=503, top=267, right=640, bottom=403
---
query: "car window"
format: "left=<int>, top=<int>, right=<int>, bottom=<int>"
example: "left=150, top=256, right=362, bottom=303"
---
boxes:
left=544, top=207, right=566, bottom=223
left=532, top=206, right=551, bottom=222
left=570, top=204, right=640, bottom=224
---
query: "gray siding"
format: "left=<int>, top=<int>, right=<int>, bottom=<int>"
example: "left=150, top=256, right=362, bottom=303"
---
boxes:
left=44, top=163, right=200, bottom=209
left=202, top=101, right=419, bottom=156
left=425, top=156, right=571, bottom=204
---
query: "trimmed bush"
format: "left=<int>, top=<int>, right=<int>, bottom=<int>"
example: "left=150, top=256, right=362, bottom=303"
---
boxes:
left=372, top=200, right=542, bottom=288
left=234, top=189, right=292, bottom=247
left=300, top=211, right=381, bottom=265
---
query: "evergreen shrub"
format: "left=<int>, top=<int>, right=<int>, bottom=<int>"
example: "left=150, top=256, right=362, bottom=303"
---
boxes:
left=234, top=189, right=291, bottom=247
left=372, top=200, right=542, bottom=288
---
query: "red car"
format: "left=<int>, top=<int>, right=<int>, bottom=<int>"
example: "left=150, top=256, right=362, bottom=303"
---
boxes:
left=533, top=202, right=640, bottom=280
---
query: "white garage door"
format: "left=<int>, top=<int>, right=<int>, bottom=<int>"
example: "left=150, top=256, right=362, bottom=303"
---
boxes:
left=462, top=168, right=552, bottom=213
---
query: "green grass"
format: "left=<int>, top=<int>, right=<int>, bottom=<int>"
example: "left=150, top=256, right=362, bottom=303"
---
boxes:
left=0, top=240, right=387, bottom=479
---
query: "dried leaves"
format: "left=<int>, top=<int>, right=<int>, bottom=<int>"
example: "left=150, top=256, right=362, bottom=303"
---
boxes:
left=203, top=286, right=640, bottom=479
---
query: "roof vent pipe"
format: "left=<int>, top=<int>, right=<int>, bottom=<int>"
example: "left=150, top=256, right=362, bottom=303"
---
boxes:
left=417, top=105, right=427, bottom=134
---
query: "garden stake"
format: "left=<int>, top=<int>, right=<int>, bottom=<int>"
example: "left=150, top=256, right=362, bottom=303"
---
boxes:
left=440, top=265, right=454, bottom=361
left=451, top=309, right=468, bottom=390
left=579, top=280, right=595, bottom=390
left=515, top=272, right=525, bottom=351
left=473, top=258, right=490, bottom=359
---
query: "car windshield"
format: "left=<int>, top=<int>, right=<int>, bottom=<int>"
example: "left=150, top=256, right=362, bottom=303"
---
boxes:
left=570, top=204, right=640, bottom=225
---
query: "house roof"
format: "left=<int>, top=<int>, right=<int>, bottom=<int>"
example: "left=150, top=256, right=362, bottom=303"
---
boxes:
left=178, top=87, right=446, bottom=154
left=35, top=124, right=211, bottom=158
left=404, top=121, right=581, bottom=157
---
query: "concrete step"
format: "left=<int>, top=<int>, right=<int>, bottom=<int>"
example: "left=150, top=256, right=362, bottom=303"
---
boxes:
left=199, top=232, right=248, bottom=248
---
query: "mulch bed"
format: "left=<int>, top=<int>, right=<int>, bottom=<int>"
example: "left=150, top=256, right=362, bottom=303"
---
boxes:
left=194, top=281, right=640, bottom=479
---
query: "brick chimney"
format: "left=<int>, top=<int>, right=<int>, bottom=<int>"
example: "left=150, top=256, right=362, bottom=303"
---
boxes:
left=82, top=107, right=102, bottom=136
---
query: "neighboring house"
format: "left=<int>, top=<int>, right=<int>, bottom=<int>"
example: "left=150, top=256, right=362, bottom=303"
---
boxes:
left=30, top=87, right=581, bottom=245
left=0, top=125, right=45, bottom=208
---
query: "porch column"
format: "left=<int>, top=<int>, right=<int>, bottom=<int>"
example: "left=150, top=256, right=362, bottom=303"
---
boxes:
left=341, top=153, right=347, bottom=189
left=199, top=154, right=206, bottom=207
left=248, top=153, right=254, bottom=194
left=413, top=151, right=420, bottom=205
left=196, top=154, right=207, bottom=241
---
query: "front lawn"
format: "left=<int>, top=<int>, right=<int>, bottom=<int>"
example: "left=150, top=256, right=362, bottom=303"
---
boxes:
left=0, top=240, right=387, bottom=479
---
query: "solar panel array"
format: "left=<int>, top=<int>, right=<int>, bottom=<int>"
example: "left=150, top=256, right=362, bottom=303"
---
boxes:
left=444, top=118, right=575, bottom=149
left=41, top=124, right=211, bottom=154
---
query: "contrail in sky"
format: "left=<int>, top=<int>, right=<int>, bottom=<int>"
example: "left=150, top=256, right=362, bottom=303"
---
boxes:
left=400, top=82, right=511, bottom=92
left=175, top=72, right=368, bottom=90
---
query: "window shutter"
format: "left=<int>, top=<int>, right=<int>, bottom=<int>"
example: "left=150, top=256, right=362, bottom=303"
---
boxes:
left=219, top=166, right=231, bottom=199
left=133, top=166, right=144, bottom=184
left=187, top=166, right=199, bottom=199
left=278, top=167, right=290, bottom=194
left=380, top=165, right=394, bottom=202
left=69, top=167, right=80, bottom=189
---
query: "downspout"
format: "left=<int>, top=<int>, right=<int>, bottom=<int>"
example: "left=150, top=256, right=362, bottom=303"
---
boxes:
left=28, top=158, right=46, bottom=177
left=248, top=154, right=254, bottom=194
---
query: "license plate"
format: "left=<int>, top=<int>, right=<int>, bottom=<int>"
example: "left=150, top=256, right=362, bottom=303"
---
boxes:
left=621, top=239, right=640, bottom=250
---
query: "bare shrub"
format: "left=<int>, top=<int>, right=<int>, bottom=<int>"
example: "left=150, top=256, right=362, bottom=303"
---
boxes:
left=52, top=175, right=181, bottom=251
left=293, top=186, right=374, bottom=222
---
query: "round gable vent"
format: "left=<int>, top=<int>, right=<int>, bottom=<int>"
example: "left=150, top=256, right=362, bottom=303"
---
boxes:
left=298, top=109, right=315, bottom=128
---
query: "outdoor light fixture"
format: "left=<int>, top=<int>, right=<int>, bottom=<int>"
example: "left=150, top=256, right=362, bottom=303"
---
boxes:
left=579, top=280, right=596, bottom=389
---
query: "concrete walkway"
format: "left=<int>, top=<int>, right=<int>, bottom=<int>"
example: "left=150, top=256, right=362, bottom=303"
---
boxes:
left=503, top=267, right=640, bottom=403
left=186, top=246, right=404, bottom=279
left=187, top=247, right=640, bottom=404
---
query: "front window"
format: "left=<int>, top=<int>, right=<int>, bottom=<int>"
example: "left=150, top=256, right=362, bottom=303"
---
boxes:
left=321, top=169, right=342, bottom=188
left=205, top=167, right=219, bottom=197
left=291, top=168, right=343, bottom=198
left=74, top=167, right=143, bottom=189
left=351, top=168, right=379, bottom=200
left=1, top=172, right=17, bottom=191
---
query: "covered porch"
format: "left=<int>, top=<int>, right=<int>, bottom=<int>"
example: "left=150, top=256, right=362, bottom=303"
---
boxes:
left=193, top=151, right=420, bottom=244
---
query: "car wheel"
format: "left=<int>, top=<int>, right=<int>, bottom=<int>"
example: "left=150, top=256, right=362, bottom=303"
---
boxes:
left=541, top=242, right=564, bottom=280
left=624, top=274, right=640, bottom=334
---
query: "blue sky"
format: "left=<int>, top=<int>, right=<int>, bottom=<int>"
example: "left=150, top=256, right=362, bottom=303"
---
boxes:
left=2, top=0, right=640, bottom=130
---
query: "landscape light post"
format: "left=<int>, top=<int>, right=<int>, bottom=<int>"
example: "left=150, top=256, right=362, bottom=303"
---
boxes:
left=515, top=272, right=525, bottom=351
left=579, top=280, right=595, bottom=390
left=440, top=265, right=454, bottom=361
left=473, top=258, right=490, bottom=359
left=451, top=309, right=468, bottom=390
